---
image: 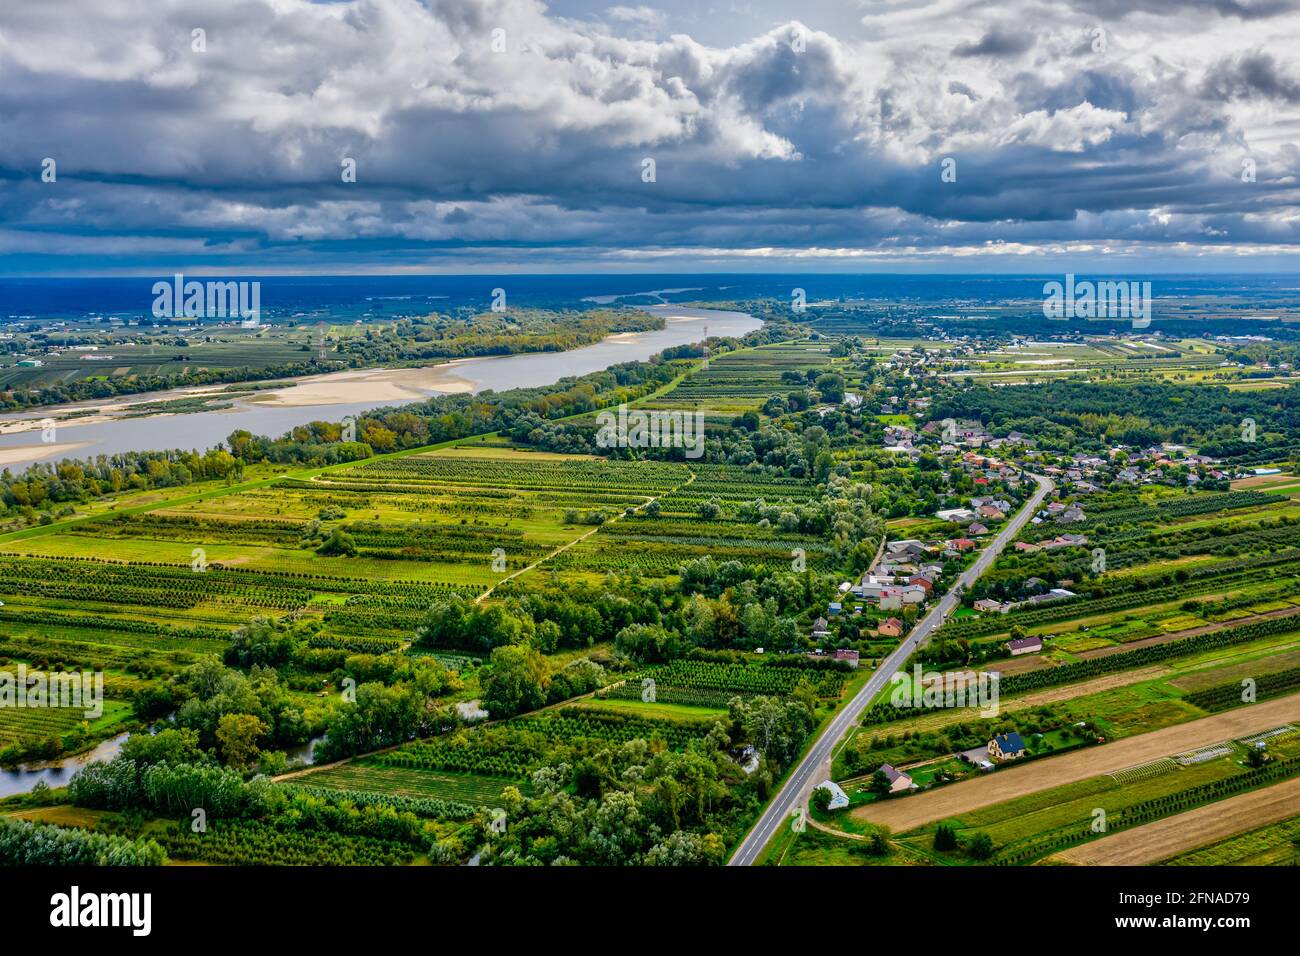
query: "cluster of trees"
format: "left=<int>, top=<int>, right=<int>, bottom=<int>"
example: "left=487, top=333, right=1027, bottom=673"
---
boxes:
left=0, top=817, right=167, bottom=866
left=225, top=617, right=457, bottom=696
left=166, top=656, right=324, bottom=768
left=416, top=594, right=556, bottom=653
left=69, top=729, right=271, bottom=815
left=313, top=681, right=443, bottom=763
left=480, top=644, right=607, bottom=717
left=337, top=308, right=664, bottom=364
left=475, top=693, right=814, bottom=866
left=216, top=617, right=463, bottom=762
left=418, top=563, right=834, bottom=662
left=0, top=447, right=242, bottom=519
left=521, top=410, right=837, bottom=477
left=128, top=616, right=456, bottom=768
left=65, top=729, right=462, bottom=862
left=733, top=475, right=885, bottom=571
left=0, top=358, right=330, bottom=411
left=229, top=354, right=687, bottom=466
left=931, top=822, right=993, bottom=859
left=932, top=379, right=1300, bottom=462
left=118, top=615, right=471, bottom=767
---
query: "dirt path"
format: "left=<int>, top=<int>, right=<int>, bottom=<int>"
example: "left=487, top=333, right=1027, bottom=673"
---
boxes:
left=1231, top=473, right=1298, bottom=490
left=1077, top=604, right=1300, bottom=660
left=1053, top=775, right=1300, bottom=866
left=853, top=692, right=1300, bottom=833
left=919, top=603, right=1300, bottom=684
left=472, top=468, right=696, bottom=604
left=850, top=665, right=1173, bottom=738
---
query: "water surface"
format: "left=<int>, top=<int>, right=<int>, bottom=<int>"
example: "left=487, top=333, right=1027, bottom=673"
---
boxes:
left=0, top=307, right=758, bottom=467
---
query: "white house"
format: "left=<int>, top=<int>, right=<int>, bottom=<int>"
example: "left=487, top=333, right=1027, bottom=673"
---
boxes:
left=899, top=585, right=927, bottom=605
left=814, top=780, right=850, bottom=810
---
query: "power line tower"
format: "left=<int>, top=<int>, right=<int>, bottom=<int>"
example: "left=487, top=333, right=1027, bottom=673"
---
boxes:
left=702, top=324, right=710, bottom=370
left=315, top=321, right=327, bottom=362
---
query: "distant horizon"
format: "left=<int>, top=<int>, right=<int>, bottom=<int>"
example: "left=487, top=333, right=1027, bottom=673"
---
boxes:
left=5, top=268, right=1300, bottom=280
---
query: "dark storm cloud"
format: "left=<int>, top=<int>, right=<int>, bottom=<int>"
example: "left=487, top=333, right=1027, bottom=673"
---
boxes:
left=1071, top=0, right=1297, bottom=19
left=1201, top=52, right=1300, bottom=101
left=953, top=24, right=1036, bottom=58
left=0, top=0, right=1297, bottom=272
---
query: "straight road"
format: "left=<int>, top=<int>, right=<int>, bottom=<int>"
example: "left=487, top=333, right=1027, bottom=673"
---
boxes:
left=728, top=471, right=1055, bottom=865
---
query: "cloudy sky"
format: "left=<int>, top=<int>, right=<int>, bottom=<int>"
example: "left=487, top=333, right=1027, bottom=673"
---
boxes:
left=1, top=0, right=1299, bottom=275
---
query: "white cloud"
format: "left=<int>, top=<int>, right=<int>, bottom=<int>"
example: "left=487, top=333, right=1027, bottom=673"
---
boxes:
left=0, top=0, right=1297, bottom=271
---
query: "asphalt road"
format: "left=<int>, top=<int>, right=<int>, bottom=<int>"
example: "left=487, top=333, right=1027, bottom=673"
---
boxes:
left=728, top=471, right=1055, bottom=866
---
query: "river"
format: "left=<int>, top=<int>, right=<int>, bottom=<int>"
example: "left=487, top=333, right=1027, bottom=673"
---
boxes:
left=0, top=307, right=759, bottom=468
left=0, top=730, right=332, bottom=799
left=0, top=733, right=130, bottom=799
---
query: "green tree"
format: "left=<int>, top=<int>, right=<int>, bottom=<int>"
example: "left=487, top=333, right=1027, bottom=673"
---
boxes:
left=215, top=713, right=267, bottom=771
left=868, top=768, right=892, bottom=796
left=316, top=528, right=357, bottom=556
left=482, top=644, right=550, bottom=717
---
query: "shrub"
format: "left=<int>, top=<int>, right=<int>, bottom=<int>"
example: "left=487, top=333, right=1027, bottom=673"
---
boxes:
left=966, top=831, right=995, bottom=860
left=934, top=822, right=957, bottom=851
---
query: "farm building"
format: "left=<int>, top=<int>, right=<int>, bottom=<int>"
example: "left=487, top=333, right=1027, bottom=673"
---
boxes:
left=1006, top=636, right=1043, bottom=655
left=959, top=747, right=995, bottom=771
left=1024, top=588, right=1077, bottom=605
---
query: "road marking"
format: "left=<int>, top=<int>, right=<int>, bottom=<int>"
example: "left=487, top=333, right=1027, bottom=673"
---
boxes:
left=729, top=472, right=1054, bottom=865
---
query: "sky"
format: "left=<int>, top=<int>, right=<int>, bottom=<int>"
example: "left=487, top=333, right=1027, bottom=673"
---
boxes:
left=1, top=0, right=1300, bottom=275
